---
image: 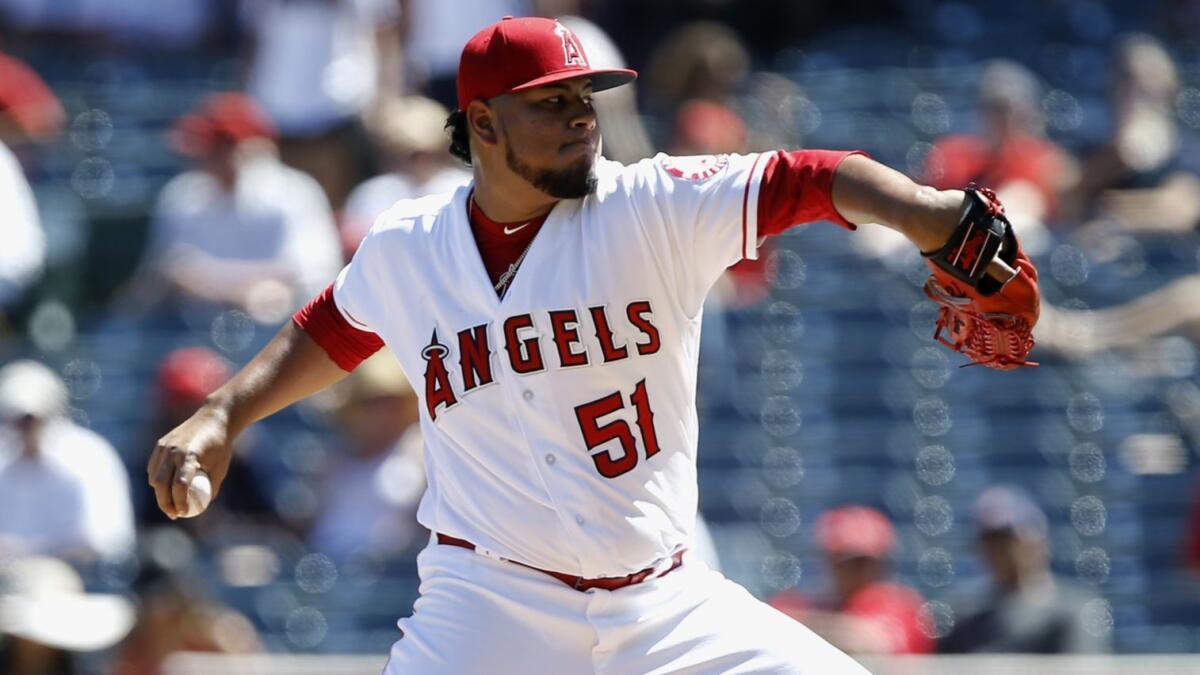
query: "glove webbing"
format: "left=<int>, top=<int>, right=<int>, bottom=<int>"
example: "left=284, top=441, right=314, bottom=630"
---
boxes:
left=924, top=278, right=1038, bottom=370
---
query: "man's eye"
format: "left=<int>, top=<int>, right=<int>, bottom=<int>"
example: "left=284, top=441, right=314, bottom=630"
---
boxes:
left=544, top=96, right=561, bottom=105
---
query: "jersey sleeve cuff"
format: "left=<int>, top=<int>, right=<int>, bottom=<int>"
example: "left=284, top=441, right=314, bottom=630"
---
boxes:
left=292, top=284, right=384, bottom=372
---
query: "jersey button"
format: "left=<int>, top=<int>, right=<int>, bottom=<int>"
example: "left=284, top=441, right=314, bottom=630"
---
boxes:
left=522, top=390, right=534, bottom=401
left=575, top=514, right=585, bottom=526
left=544, top=453, right=556, bottom=465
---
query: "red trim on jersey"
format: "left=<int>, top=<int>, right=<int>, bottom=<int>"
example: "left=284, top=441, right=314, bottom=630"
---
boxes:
left=757, top=149, right=865, bottom=237
left=292, top=284, right=385, bottom=372
left=741, top=152, right=766, bottom=260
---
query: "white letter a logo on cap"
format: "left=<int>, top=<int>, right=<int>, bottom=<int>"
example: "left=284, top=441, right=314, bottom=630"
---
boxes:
left=554, top=22, right=586, bottom=67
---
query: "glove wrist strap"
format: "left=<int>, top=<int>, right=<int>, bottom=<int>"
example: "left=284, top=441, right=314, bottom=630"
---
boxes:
left=921, top=186, right=1014, bottom=296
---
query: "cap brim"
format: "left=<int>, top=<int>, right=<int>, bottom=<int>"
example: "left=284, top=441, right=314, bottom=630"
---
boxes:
left=508, top=68, right=637, bottom=96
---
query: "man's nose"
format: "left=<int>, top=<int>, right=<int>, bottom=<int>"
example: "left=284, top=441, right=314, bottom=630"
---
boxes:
left=569, top=102, right=596, bottom=129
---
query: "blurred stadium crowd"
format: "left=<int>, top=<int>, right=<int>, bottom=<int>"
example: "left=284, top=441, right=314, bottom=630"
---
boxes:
left=3, top=0, right=1200, bottom=672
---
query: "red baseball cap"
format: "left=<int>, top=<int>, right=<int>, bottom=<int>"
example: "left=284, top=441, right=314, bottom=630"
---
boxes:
left=157, top=347, right=230, bottom=408
left=0, top=53, right=66, bottom=139
left=456, top=16, right=636, bottom=111
left=814, top=506, right=896, bottom=559
left=169, top=92, right=276, bottom=156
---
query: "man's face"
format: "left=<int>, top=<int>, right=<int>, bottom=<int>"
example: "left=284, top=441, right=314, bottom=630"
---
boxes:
left=979, top=528, right=1046, bottom=588
left=7, top=413, right=44, bottom=457
left=826, top=554, right=885, bottom=601
left=199, top=138, right=238, bottom=187
left=490, top=78, right=599, bottom=199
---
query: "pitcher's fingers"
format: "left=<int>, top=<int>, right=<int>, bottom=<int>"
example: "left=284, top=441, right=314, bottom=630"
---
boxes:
left=146, top=444, right=164, bottom=486
left=153, top=469, right=180, bottom=518
left=171, top=461, right=199, bottom=516
left=153, top=452, right=181, bottom=518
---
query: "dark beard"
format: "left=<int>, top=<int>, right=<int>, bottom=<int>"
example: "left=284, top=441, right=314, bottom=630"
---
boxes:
left=505, top=144, right=597, bottom=199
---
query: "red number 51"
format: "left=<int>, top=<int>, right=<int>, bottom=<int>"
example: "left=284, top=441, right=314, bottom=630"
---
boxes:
left=573, top=379, right=662, bottom=478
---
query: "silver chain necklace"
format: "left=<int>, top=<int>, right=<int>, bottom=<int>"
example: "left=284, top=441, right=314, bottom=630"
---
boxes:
left=471, top=194, right=537, bottom=299
left=493, top=244, right=534, bottom=298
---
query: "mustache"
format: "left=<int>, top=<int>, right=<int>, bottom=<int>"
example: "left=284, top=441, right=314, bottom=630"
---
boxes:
left=559, top=137, right=596, bottom=151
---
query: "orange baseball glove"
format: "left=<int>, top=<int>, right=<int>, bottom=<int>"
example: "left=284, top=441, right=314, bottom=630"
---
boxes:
left=921, top=187, right=1040, bottom=369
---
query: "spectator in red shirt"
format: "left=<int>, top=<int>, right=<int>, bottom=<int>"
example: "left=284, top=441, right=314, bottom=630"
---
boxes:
left=769, top=506, right=934, bottom=655
left=923, top=60, right=1076, bottom=227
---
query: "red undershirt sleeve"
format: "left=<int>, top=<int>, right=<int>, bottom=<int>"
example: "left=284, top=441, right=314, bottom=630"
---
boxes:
left=756, top=149, right=867, bottom=238
left=292, top=284, right=385, bottom=372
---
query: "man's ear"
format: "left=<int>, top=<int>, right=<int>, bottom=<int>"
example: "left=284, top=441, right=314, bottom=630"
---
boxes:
left=467, top=100, right=498, bottom=146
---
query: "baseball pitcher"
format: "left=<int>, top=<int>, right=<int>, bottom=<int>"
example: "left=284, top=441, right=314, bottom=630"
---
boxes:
left=149, top=16, right=1039, bottom=674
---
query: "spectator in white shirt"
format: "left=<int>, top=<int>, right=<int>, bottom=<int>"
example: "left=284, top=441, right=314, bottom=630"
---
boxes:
left=0, top=52, right=63, bottom=328
left=402, top=0, right=529, bottom=108
left=341, top=95, right=470, bottom=251
left=0, top=139, right=44, bottom=325
left=0, top=360, right=136, bottom=562
left=242, top=0, right=404, bottom=210
left=128, top=93, right=342, bottom=325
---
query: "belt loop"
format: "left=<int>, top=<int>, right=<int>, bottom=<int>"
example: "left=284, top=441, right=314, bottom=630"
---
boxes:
left=475, top=545, right=505, bottom=563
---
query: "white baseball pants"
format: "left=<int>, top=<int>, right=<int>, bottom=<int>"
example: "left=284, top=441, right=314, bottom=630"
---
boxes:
left=382, top=539, right=872, bottom=675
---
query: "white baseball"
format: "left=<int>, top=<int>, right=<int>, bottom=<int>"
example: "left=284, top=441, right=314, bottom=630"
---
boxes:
left=182, top=471, right=213, bottom=518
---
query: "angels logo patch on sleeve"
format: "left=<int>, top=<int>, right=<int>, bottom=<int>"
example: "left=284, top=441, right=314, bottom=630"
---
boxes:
left=660, top=155, right=729, bottom=182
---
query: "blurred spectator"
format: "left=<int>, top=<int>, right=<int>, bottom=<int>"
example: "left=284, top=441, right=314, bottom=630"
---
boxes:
left=136, top=347, right=277, bottom=528
left=0, top=52, right=57, bottom=331
left=1066, top=33, right=1200, bottom=232
left=0, top=136, right=44, bottom=329
left=670, top=99, right=747, bottom=157
left=857, top=61, right=1068, bottom=264
left=643, top=21, right=750, bottom=121
left=923, top=60, right=1076, bottom=226
left=939, top=486, right=1109, bottom=654
left=769, top=506, right=933, bottom=655
left=640, top=19, right=806, bottom=153
left=0, top=360, right=135, bottom=562
left=558, top=14, right=653, bottom=165
left=110, top=564, right=261, bottom=675
left=242, top=0, right=404, bottom=210
left=402, top=0, right=530, bottom=109
left=307, top=350, right=425, bottom=560
left=1035, top=274, right=1200, bottom=357
left=0, top=52, right=66, bottom=144
left=123, top=93, right=342, bottom=325
left=0, top=556, right=135, bottom=675
left=341, top=96, right=470, bottom=251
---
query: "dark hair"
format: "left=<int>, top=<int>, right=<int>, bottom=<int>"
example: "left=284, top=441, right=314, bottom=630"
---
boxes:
left=446, top=109, right=471, bottom=166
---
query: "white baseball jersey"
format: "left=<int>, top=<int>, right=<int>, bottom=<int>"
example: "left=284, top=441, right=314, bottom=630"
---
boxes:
left=331, top=152, right=772, bottom=578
